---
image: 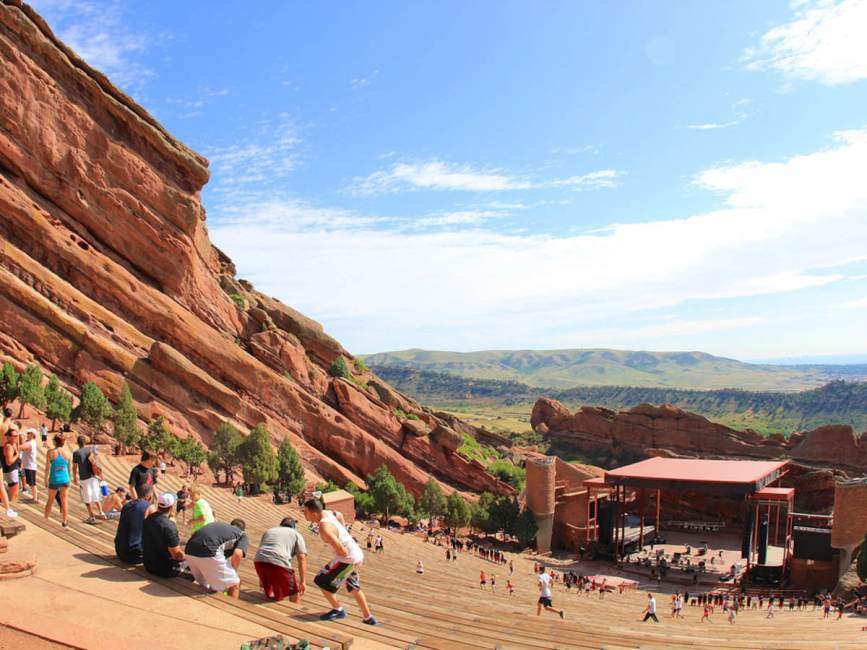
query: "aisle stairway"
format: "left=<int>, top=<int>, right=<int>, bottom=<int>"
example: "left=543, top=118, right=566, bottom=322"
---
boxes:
left=11, top=445, right=867, bottom=650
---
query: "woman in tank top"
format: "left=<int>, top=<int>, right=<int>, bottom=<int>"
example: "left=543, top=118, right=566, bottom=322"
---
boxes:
left=43, top=434, right=72, bottom=528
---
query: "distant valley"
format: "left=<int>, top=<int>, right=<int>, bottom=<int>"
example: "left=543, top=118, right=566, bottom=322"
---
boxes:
left=372, top=366, right=867, bottom=435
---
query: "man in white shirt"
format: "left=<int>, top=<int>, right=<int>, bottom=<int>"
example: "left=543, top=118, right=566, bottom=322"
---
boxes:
left=643, top=592, right=660, bottom=622
left=536, top=565, right=565, bottom=618
left=303, top=498, right=377, bottom=626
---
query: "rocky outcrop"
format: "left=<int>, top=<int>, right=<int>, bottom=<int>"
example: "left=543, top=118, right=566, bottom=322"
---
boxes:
left=0, top=1, right=510, bottom=498
left=532, top=397, right=867, bottom=476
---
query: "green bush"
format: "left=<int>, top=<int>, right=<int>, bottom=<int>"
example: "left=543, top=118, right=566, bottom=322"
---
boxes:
left=328, top=356, right=351, bottom=379
left=488, top=459, right=526, bottom=490
left=238, top=423, right=279, bottom=488
left=229, top=292, right=246, bottom=310
left=17, top=364, right=45, bottom=417
left=277, top=438, right=306, bottom=497
left=44, top=375, right=73, bottom=431
left=75, top=381, right=113, bottom=432
left=0, top=362, right=18, bottom=408
left=112, top=381, right=140, bottom=450
left=353, top=358, right=369, bottom=372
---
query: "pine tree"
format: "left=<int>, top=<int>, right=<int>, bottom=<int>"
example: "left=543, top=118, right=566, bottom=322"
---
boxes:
left=858, top=532, right=867, bottom=583
left=75, top=381, right=113, bottom=434
left=513, top=507, right=539, bottom=547
left=17, top=364, right=45, bottom=417
left=277, top=438, right=306, bottom=497
left=175, top=436, right=207, bottom=476
left=44, top=375, right=73, bottom=431
left=212, top=421, right=243, bottom=484
left=366, top=464, right=403, bottom=521
left=142, top=416, right=173, bottom=456
left=0, top=362, right=19, bottom=408
left=238, top=424, right=278, bottom=491
left=112, top=382, right=140, bottom=451
left=418, top=478, right=447, bottom=525
left=445, top=492, right=472, bottom=530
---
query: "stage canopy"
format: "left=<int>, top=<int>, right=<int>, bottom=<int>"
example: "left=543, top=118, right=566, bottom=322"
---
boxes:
left=603, top=457, right=787, bottom=495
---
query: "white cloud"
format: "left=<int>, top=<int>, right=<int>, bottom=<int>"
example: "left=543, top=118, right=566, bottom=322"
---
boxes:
left=687, top=121, right=740, bottom=130
left=211, top=127, right=867, bottom=351
left=833, top=297, right=867, bottom=310
left=742, top=0, right=867, bottom=85
left=348, top=159, right=621, bottom=195
left=413, top=210, right=506, bottom=227
left=550, top=170, right=621, bottom=189
left=31, top=0, right=154, bottom=92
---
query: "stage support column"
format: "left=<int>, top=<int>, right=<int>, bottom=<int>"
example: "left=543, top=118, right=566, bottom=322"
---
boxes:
left=655, top=488, right=661, bottom=537
left=526, top=456, right=556, bottom=554
left=639, top=488, right=646, bottom=549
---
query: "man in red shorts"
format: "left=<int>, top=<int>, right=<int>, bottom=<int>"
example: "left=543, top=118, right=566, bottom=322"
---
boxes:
left=254, top=517, right=308, bottom=603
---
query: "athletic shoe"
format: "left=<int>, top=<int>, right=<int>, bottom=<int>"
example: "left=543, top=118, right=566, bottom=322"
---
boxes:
left=61, top=522, right=69, bottom=528
left=84, top=516, right=98, bottom=525
left=319, top=608, right=347, bottom=621
left=5, top=509, right=17, bottom=518
left=362, top=616, right=378, bottom=626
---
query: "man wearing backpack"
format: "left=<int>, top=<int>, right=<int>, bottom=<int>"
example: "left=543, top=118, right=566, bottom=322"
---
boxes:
left=73, top=435, right=105, bottom=524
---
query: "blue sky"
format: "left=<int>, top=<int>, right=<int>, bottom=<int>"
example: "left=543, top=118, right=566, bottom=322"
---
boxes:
left=33, top=0, right=867, bottom=360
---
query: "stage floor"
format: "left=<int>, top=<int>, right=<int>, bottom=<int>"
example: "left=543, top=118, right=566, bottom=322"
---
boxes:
left=621, top=530, right=784, bottom=584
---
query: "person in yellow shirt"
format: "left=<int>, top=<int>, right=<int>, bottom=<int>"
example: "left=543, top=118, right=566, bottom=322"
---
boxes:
left=188, top=485, right=214, bottom=532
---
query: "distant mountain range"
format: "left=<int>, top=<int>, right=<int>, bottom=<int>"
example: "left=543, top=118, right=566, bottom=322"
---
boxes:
left=362, top=348, right=867, bottom=391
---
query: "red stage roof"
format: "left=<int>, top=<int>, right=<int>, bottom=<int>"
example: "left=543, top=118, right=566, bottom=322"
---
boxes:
left=604, top=457, right=787, bottom=493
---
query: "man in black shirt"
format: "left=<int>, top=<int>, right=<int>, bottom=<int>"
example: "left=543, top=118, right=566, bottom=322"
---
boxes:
left=184, top=519, right=248, bottom=598
left=142, top=492, right=184, bottom=577
left=114, top=484, right=155, bottom=564
left=128, top=451, right=158, bottom=500
left=72, top=435, right=104, bottom=524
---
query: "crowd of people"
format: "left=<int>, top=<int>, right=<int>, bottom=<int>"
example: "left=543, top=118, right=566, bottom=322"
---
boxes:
left=109, top=457, right=379, bottom=626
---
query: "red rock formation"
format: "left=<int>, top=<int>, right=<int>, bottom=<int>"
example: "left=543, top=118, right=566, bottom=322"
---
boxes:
left=0, top=1, right=512, bottom=499
left=532, top=397, right=867, bottom=478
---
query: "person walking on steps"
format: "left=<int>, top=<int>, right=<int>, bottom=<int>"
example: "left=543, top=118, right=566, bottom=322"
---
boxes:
left=43, top=434, right=71, bottom=527
left=642, top=593, right=660, bottom=623
left=302, top=498, right=377, bottom=626
left=73, top=435, right=105, bottom=524
left=536, top=565, right=565, bottom=619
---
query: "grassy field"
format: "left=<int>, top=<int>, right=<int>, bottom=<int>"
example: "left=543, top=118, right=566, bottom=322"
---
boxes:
left=363, top=348, right=867, bottom=391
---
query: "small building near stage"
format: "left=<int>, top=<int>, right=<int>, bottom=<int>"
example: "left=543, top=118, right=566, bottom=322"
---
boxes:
left=322, top=489, right=356, bottom=526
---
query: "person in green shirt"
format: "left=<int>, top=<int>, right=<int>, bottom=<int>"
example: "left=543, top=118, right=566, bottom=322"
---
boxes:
left=189, top=485, right=214, bottom=532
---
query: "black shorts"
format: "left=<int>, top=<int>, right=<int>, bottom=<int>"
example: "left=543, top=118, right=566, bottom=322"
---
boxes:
left=538, top=597, right=553, bottom=607
left=314, top=561, right=360, bottom=594
left=23, top=469, right=37, bottom=486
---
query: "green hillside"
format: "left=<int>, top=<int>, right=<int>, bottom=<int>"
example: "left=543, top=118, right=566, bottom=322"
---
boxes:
left=363, top=348, right=867, bottom=391
left=373, top=366, right=867, bottom=434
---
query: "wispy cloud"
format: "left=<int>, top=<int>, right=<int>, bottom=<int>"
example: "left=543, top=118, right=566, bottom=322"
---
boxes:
left=742, top=0, right=867, bottom=85
left=348, top=159, right=621, bottom=195
left=211, top=127, right=867, bottom=351
left=206, top=114, right=302, bottom=200
left=31, top=0, right=154, bottom=93
left=687, top=121, right=740, bottom=131
left=351, top=69, right=379, bottom=89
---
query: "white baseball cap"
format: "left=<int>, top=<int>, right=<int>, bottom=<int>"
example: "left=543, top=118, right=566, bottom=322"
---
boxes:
left=157, top=492, right=177, bottom=508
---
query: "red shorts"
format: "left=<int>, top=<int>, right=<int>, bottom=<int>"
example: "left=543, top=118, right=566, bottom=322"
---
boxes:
left=255, top=561, right=299, bottom=601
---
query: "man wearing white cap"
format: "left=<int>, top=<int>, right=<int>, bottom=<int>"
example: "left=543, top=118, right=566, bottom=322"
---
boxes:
left=142, top=491, right=184, bottom=577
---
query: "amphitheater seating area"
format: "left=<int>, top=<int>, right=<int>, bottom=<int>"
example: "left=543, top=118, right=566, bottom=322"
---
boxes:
left=7, top=443, right=867, bottom=650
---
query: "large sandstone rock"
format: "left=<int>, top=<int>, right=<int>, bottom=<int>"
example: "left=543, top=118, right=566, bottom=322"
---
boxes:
left=0, top=1, right=509, bottom=499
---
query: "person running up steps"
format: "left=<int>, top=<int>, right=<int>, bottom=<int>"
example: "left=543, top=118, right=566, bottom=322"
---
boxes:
left=507, top=579, right=515, bottom=596
left=480, top=570, right=487, bottom=589
left=642, top=593, right=660, bottom=623
left=536, top=565, right=565, bottom=619
left=302, top=498, right=377, bottom=626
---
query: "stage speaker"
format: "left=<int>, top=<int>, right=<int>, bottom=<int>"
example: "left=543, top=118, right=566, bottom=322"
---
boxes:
left=757, top=514, right=769, bottom=565
left=598, top=501, right=615, bottom=545
left=741, top=507, right=753, bottom=559
left=793, top=526, right=833, bottom=561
